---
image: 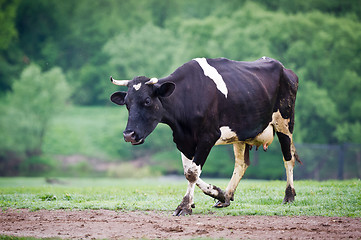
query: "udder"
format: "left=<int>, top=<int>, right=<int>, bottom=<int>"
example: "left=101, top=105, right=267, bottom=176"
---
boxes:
left=246, top=123, right=275, bottom=151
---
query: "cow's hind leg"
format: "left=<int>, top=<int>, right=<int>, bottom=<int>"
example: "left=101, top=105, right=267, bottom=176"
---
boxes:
left=278, top=132, right=297, bottom=203
left=273, top=111, right=299, bottom=203
left=214, top=142, right=250, bottom=208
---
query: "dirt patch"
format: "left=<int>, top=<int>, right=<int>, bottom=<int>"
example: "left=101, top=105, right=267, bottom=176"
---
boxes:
left=1, top=209, right=360, bottom=239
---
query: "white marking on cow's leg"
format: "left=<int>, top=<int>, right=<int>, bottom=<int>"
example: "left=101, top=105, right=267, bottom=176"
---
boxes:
left=272, top=110, right=290, bottom=135
left=214, top=142, right=249, bottom=208
left=196, top=178, right=219, bottom=196
left=184, top=180, right=196, bottom=206
left=182, top=153, right=201, bottom=184
left=283, top=156, right=296, bottom=204
left=193, top=58, right=228, bottom=98
left=284, top=159, right=295, bottom=189
left=133, top=83, right=142, bottom=91
left=173, top=154, right=201, bottom=216
left=196, top=178, right=225, bottom=203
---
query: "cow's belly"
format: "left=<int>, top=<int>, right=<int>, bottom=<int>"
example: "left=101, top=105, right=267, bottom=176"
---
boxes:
left=215, top=123, right=275, bottom=150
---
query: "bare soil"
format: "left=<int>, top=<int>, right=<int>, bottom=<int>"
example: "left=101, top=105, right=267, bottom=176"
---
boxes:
left=1, top=209, right=360, bottom=239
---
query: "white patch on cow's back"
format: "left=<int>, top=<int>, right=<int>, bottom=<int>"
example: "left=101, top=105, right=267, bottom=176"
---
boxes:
left=133, top=83, right=142, bottom=91
left=194, top=58, right=228, bottom=98
left=215, top=126, right=238, bottom=145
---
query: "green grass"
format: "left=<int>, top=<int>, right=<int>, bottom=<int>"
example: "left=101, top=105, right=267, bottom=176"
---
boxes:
left=0, top=177, right=360, bottom=217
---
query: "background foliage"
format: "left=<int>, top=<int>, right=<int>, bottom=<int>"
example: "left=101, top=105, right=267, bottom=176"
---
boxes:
left=0, top=0, right=360, bottom=178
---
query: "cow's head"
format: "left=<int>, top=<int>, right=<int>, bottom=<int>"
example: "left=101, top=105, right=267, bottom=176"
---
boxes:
left=110, top=76, right=175, bottom=145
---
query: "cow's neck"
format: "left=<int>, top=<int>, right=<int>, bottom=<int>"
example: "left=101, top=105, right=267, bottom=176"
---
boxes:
left=160, top=98, right=197, bottom=159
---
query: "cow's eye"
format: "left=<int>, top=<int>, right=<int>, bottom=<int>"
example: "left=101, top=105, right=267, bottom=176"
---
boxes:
left=144, top=97, right=152, bottom=106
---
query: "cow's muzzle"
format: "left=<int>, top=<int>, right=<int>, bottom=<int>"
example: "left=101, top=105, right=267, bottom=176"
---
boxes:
left=123, top=131, right=144, bottom=145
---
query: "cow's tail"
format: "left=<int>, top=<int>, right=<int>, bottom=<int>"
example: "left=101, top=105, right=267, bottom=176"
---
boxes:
left=294, top=150, right=302, bottom=164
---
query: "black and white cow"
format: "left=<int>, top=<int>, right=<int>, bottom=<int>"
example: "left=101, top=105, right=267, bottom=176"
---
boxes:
left=110, top=57, right=300, bottom=216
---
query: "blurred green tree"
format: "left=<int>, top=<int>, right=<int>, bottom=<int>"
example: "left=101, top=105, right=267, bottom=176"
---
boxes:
left=0, top=0, right=20, bottom=93
left=268, top=12, right=361, bottom=143
left=0, top=64, right=70, bottom=174
left=103, top=23, right=181, bottom=79
left=0, top=0, right=18, bottom=50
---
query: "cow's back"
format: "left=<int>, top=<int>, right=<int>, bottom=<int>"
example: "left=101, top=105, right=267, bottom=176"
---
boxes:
left=160, top=57, right=293, bottom=149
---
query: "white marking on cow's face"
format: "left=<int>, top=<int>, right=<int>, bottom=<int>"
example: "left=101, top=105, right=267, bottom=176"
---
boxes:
left=133, top=83, right=142, bottom=91
left=215, top=126, right=238, bottom=145
left=194, top=58, right=228, bottom=98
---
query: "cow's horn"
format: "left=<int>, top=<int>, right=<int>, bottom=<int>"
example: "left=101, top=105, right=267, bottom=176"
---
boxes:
left=145, top=78, right=159, bottom=85
left=110, top=76, right=130, bottom=86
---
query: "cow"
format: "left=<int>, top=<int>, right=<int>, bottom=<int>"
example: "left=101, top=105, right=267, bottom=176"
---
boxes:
left=110, top=56, right=300, bottom=216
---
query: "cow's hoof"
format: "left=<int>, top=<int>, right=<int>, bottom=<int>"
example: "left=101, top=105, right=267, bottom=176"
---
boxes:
left=282, top=195, right=295, bottom=204
left=173, top=206, right=192, bottom=216
left=282, top=185, right=296, bottom=204
left=213, top=200, right=230, bottom=208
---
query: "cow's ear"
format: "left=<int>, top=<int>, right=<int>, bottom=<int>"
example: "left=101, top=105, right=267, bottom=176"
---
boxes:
left=110, top=91, right=127, bottom=105
left=156, top=82, right=175, bottom=98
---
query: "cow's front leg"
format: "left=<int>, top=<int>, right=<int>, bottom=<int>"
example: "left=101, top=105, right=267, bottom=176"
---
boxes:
left=214, top=143, right=250, bottom=208
left=196, top=178, right=226, bottom=203
left=176, top=153, right=226, bottom=207
left=173, top=181, right=196, bottom=216
left=174, top=135, right=219, bottom=216
left=173, top=153, right=201, bottom=216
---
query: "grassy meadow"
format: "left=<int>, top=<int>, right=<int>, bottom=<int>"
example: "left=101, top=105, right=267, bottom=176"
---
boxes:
left=0, top=177, right=360, bottom=217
